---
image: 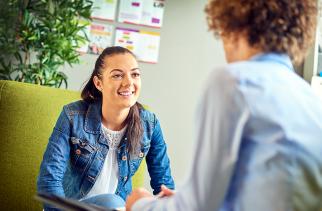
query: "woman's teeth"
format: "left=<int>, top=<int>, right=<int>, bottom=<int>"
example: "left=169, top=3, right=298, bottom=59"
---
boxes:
left=118, top=91, right=133, bottom=96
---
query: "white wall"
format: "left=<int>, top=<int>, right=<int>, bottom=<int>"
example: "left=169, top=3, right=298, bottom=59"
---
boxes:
left=61, top=0, right=226, bottom=188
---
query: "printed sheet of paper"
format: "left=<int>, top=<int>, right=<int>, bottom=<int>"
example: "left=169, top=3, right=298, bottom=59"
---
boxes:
left=114, top=27, right=160, bottom=63
left=118, top=0, right=143, bottom=24
left=88, top=22, right=114, bottom=55
left=136, top=30, right=160, bottom=63
left=118, top=0, right=165, bottom=28
left=141, top=0, right=165, bottom=27
left=76, top=20, right=91, bottom=54
left=114, top=27, right=140, bottom=52
left=91, top=0, right=118, bottom=21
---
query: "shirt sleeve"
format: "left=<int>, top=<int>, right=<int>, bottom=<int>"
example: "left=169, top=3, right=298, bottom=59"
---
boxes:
left=146, top=115, right=175, bottom=194
left=132, top=68, right=250, bottom=211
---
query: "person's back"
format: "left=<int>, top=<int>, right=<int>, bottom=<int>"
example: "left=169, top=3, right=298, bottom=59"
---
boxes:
left=222, top=53, right=322, bottom=210
left=126, top=0, right=322, bottom=210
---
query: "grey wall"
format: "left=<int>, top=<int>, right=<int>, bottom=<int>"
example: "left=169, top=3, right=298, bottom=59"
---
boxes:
left=61, top=0, right=226, bottom=188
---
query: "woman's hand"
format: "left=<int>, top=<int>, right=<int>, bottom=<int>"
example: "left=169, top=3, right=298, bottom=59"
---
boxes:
left=126, top=188, right=153, bottom=211
left=157, top=185, right=175, bottom=198
left=126, top=185, right=176, bottom=211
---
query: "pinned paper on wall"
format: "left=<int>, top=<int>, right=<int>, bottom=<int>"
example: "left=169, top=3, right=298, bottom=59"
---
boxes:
left=114, top=28, right=140, bottom=52
left=76, top=20, right=91, bottom=54
left=118, top=0, right=165, bottom=28
left=114, top=27, right=160, bottom=63
left=141, top=0, right=165, bottom=27
left=118, top=0, right=143, bottom=25
left=136, top=30, right=160, bottom=63
left=88, top=23, right=114, bottom=55
left=91, top=0, right=118, bottom=21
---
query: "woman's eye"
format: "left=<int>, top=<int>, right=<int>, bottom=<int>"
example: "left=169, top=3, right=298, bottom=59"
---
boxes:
left=112, top=74, right=122, bottom=79
left=132, top=73, right=140, bottom=78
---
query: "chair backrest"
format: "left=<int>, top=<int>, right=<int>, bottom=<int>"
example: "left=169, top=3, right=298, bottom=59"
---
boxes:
left=0, top=80, right=145, bottom=210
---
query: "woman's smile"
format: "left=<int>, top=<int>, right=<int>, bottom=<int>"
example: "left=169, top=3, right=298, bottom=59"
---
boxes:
left=118, top=90, right=135, bottom=97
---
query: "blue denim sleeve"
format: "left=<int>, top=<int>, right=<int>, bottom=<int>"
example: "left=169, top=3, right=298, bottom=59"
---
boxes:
left=37, top=106, right=71, bottom=211
left=145, top=115, right=175, bottom=195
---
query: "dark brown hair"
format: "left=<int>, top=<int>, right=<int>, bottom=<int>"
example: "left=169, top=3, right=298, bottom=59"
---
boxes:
left=81, top=46, right=143, bottom=154
left=205, top=0, right=318, bottom=65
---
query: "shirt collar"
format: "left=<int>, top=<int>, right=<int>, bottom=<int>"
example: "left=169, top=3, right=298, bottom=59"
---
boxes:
left=249, top=53, right=294, bottom=71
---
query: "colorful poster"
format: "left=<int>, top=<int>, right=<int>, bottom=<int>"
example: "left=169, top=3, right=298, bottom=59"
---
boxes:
left=141, top=0, right=165, bottom=27
left=114, top=27, right=140, bottom=52
left=88, top=23, right=114, bottom=55
left=114, top=27, right=160, bottom=63
left=118, top=0, right=165, bottom=28
left=136, top=30, right=160, bottom=63
left=118, top=0, right=143, bottom=24
left=91, top=0, right=118, bottom=21
left=76, top=20, right=91, bottom=54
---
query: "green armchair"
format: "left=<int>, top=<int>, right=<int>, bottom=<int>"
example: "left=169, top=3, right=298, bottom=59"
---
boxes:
left=0, top=80, right=145, bottom=210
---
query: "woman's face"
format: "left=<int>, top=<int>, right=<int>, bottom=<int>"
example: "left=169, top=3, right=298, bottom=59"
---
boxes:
left=94, top=53, right=141, bottom=110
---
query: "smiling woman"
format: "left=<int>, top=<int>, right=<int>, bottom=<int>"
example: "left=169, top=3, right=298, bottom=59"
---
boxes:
left=82, top=47, right=143, bottom=153
left=37, top=46, right=175, bottom=211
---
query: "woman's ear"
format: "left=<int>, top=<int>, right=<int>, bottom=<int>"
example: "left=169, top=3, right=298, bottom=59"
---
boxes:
left=93, top=76, right=102, bottom=91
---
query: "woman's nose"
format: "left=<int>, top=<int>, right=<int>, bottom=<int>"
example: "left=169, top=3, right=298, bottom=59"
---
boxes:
left=122, top=74, right=133, bottom=87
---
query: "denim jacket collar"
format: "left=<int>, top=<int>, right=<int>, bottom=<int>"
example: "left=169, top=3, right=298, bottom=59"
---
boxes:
left=84, top=101, right=102, bottom=134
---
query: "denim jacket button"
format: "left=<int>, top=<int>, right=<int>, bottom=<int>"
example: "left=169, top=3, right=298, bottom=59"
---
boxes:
left=139, top=152, right=144, bottom=158
left=123, top=176, right=127, bottom=181
left=122, top=156, right=127, bottom=161
left=75, top=149, right=81, bottom=155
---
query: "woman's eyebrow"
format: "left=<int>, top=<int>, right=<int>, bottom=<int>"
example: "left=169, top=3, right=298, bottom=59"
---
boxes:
left=110, top=69, right=123, bottom=73
left=110, top=68, right=140, bottom=73
left=131, top=68, right=140, bottom=71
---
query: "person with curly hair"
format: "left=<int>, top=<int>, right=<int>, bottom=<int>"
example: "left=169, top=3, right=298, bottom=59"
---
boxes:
left=126, top=0, right=322, bottom=210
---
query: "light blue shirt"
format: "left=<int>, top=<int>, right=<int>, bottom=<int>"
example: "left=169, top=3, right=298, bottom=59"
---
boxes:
left=133, top=53, right=322, bottom=211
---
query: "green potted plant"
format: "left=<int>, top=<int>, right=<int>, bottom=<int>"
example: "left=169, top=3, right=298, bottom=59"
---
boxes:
left=0, top=0, right=93, bottom=88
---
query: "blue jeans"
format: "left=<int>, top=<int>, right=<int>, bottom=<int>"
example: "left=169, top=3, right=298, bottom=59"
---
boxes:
left=81, top=194, right=125, bottom=210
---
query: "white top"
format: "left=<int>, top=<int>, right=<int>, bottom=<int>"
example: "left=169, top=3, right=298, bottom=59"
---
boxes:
left=83, top=124, right=126, bottom=199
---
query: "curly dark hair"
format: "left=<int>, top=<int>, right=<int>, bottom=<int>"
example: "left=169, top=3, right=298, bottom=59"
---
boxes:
left=205, top=0, right=318, bottom=65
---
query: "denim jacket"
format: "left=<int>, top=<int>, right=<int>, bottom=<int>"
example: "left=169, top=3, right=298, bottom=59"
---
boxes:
left=37, top=100, right=174, bottom=209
